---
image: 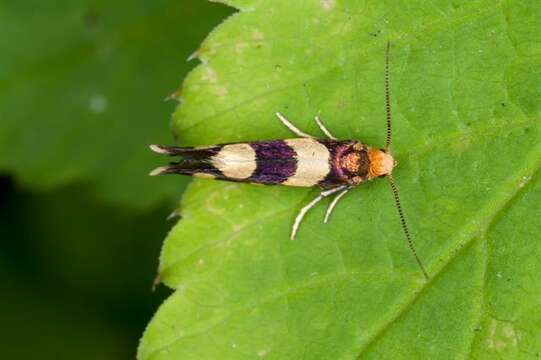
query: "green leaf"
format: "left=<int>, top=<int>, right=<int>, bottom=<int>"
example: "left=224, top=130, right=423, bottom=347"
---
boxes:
left=140, top=0, right=541, bottom=358
left=0, top=0, right=232, bottom=208
left=0, top=277, right=130, bottom=360
left=0, top=181, right=173, bottom=359
left=0, top=182, right=171, bottom=301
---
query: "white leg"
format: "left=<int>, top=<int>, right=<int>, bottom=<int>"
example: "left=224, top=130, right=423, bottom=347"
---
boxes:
left=314, top=115, right=337, bottom=140
left=276, top=112, right=315, bottom=138
left=290, top=186, right=346, bottom=240
left=323, top=188, right=350, bottom=223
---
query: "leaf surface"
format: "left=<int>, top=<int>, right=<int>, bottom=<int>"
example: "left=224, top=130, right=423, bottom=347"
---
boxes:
left=140, top=0, right=541, bottom=358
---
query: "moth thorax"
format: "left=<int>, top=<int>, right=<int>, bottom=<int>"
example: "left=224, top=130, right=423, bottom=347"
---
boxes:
left=368, top=148, right=395, bottom=179
left=340, top=152, right=361, bottom=173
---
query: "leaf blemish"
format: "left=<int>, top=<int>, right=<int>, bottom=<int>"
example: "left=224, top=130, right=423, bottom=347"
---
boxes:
left=320, top=0, right=335, bottom=10
left=82, top=9, right=100, bottom=29
left=518, top=175, right=531, bottom=188
left=235, top=42, right=247, bottom=54
left=205, top=190, right=226, bottom=215
left=257, top=349, right=270, bottom=357
left=252, top=29, right=265, bottom=40
left=487, top=319, right=520, bottom=351
left=216, top=86, right=228, bottom=98
left=88, top=94, right=108, bottom=114
left=202, top=66, right=218, bottom=83
left=503, top=324, right=519, bottom=347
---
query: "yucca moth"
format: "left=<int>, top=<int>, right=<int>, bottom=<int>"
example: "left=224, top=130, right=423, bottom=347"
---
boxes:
left=150, top=43, right=429, bottom=280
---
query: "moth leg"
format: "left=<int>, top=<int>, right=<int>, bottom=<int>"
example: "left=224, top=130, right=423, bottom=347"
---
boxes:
left=291, top=186, right=346, bottom=240
left=276, top=112, right=315, bottom=138
left=314, top=115, right=337, bottom=140
left=323, top=187, right=350, bottom=223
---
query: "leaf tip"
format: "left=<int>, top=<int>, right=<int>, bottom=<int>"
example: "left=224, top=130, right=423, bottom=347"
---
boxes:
left=151, top=273, right=161, bottom=292
left=166, top=209, right=182, bottom=221
left=164, top=89, right=181, bottom=102
left=187, top=48, right=200, bottom=62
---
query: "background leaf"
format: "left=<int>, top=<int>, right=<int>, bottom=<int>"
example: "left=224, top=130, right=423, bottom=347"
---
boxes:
left=140, top=0, right=540, bottom=358
left=0, top=178, right=172, bottom=359
left=0, top=0, right=232, bottom=209
left=0, top=2, right=233, bottom=359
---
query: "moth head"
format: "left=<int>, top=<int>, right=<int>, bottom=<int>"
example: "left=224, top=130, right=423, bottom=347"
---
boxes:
left=367, top=148, right=395, bottom=179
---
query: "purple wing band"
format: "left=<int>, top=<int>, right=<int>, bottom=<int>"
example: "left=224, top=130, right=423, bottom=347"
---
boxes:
left=249, top=140, right=297, bottom=184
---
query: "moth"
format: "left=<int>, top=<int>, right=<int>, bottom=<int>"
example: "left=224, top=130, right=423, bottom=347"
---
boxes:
left=150, top=43, right=429, bottom=280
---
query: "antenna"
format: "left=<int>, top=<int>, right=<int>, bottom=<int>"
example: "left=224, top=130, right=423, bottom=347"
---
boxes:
left=388, top=174, right=429, bottom=280
left=384, top=41, right=392, bottom=151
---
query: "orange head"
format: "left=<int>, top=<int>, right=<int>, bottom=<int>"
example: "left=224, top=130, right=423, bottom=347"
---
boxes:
left=367, top=148, right=395, bottom=179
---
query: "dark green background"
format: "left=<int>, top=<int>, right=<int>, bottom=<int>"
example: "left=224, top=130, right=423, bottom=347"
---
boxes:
left=0, top=1, right=232, bottom=359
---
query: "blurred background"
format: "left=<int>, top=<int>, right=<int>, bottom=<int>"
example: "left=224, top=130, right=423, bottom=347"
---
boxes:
left=0, top=1, right=233, bottom=359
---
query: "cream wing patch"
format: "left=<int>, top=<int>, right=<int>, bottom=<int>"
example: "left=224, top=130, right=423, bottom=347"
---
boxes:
left=211, top=144, right=257, bottom=179
left=284, top=139, right=330, bottom=186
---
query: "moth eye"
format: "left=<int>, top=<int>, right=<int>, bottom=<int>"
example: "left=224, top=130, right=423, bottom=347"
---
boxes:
left=379, top=174, right=387, bottom=179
